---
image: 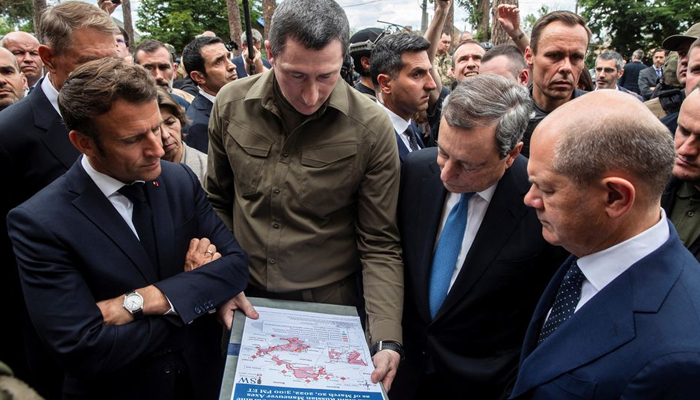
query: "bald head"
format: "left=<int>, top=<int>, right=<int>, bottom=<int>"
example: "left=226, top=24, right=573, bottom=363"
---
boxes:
left=1, top=31, right=43, bottom=87
left=0, top=47, right=27, bottom=111
left=537, top=90, right=674, bottom=199
left=526, top=90, right=675, bottom=256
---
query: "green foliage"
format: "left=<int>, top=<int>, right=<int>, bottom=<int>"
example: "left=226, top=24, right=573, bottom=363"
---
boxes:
left=137, top=0, right=262, bottom=52
left=523, top=5, right=550, bottom=34
left=0, top=0, right=33, bottom=30
left=578, top=0, right=700, bottom=59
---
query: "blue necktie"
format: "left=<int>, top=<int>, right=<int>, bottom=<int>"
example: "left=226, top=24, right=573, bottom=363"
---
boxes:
left=428, top=193, right=473, bottom=319
left=538, top=260, right=585, bottom=344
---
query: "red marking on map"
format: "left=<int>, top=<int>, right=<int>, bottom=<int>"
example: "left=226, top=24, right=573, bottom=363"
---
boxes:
left=271, top=356, right=285, bottom=366
left=254, top=337, right=311, bottom=358
left=328, top=349, right=342, bottom=361
left=283, top=364, right=331, bottom=381
left=347, top=350, right=367, bottom=366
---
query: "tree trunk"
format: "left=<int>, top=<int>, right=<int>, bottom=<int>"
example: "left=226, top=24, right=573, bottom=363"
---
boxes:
left=227, top=0, right=243, bottom=55
left=32, top=0, right=47, bottom=40
left=490, top=0, right=517, bottom=45
left=262, top=0, right=276, bottom=42
left=477, top=0, right=490, bottom=41
left=122, top=0, right=135, bottom=52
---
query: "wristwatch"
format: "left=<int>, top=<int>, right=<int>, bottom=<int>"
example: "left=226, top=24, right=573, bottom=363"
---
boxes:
left=371, top=340, right=405, bottom=362
left=123, top=291, right=144, bottom=320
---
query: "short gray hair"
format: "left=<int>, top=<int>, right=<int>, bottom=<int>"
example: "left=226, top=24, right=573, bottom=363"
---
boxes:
left=39, top=1, right=118, bottom=56
left=269, top=0, right=349, bottom=56
left=552, top=108, right=675, bottom=198
left=632, top=49, right=644, bottom=60
left=442, top=74, right=533, bottom=158
left=241, top=28, right=263, bottom=44
left=596, top=51, right=624, bottom=71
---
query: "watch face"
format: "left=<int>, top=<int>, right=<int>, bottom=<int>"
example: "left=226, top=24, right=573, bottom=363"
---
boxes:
left=124, top=293, right=143, bottom=312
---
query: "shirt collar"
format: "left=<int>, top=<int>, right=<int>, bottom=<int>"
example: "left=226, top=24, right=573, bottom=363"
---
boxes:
left=41, top=73, right=61, bottom=117
left=198, top=88, right=217, bottom=104
left=81, top=154, right=141, bottom=199
left=475, top=181, right=498, bottom=203
left=380, top=102, right=411, bottom=134
left=577, top=209, right=669, bottom=293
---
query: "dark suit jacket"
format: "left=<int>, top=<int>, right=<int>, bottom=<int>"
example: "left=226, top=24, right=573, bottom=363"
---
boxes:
left=0, top=80, right=79, bottom=396
left=391, top=149, right=567, bottom=400
left=618, top=60, right=646, bottom=95
left=511, top=223, right=700, bottom=399
left=184, top=93, right=213, bottom=153
left=638, top=66, right=660, bottom=100
left=394, top=128, right=425, bottom=163
left=661, top=177, right=700, bottom=259
left=7, top=160, right=249, bottom=400
left=231, top=54, right=271, bottom=79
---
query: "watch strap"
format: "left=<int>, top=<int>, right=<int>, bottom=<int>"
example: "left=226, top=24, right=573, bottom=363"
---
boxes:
left=371, top=340, right=405, bottom=361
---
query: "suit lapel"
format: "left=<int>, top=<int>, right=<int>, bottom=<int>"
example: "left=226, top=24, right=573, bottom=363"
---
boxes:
left=145, top=172, right=176, bottom=279
left=436, top=160, right=530, bottom=319
left=414, top=160, right=448, bottom=323
left=395, top=131, right=409, bottom=162
left=511, top=224, right=685, bottom=396
left=31, top=84, right=80, bottom=170
left=68, top=161, right=158, bottom=282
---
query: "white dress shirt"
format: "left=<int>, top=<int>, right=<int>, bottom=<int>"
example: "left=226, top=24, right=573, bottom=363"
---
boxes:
left=574, top=209, right=669, bottom=312
left=41, top=73, right=61, bottom=117
left=198, top=88, right=216, bottom=104
left=436, top=183, right=499, bottom=292
left=379, top=101, right=416, bottom=153
left=81, top=155, right=142, bottom=238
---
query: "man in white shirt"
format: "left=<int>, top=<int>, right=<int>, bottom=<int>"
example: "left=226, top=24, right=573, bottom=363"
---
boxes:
left=512, top=89, right=700, bottom=399
left=393, top=74, right=568, bottom=400
left=369, top=32, right=436, bottom=162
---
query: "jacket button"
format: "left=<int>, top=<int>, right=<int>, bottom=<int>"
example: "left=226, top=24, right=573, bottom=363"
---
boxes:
left=269, top=258, right=276, bottom=265
left=163, top=364, right=172, bottom=374
left=195, top=306, right=202, bottom=314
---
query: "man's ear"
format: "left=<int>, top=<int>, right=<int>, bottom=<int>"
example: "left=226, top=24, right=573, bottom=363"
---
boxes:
left=524, top=46, right=534, bottom=69
left=190, top=70, right=206, bottom=86
left=377, top=73, right=393, bottom=95
left=504, top=142, right=523, bottom=169
left=265, top=40, right=274, bottom=67
left=360, top=56, right=371, bottom=73
left=518, top=68, right=529, bottom=86
left=38, top=45, right=57, bottom=74
left=69, top=130, right=98, bottom=157
left=601, top=176, right=635, bottom=219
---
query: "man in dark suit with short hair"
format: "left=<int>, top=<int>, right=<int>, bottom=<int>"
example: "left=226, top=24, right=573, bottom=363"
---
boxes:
left=232, top=28, right=271, bottom=78
left=391, top=75, right=567, bottom=400
left=618, top=49, right=646, bottom=95
left=0, top=3, right=119, bottom=396
left=182, top=36, right=238, bottom=153
left=512, top=90, right=700, bottom=400
left=7, top=57, right=254, bottom=400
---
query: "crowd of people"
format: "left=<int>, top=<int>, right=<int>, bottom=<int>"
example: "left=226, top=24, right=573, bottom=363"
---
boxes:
left=0, top=0, right=699, bottom=399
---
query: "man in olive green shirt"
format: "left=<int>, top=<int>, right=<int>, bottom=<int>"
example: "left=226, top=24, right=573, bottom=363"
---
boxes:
left=662, top=85, right=700, bottom=259
left=206, top=0, right=405, bottom=392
